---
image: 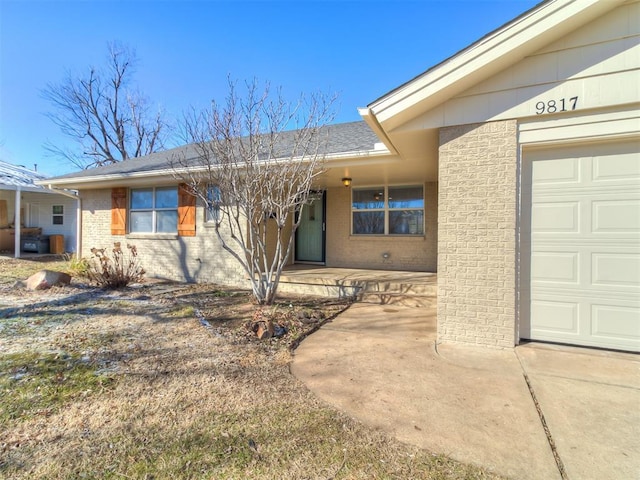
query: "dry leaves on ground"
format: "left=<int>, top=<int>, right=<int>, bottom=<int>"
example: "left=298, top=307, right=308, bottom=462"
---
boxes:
left=0, top=258, right=502, bottom=480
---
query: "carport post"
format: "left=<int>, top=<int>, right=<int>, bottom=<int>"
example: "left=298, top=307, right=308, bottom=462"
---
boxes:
left=14, top=186, right=21, bottom=258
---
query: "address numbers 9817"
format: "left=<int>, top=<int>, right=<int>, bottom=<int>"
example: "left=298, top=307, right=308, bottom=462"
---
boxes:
left=535, top=96, right=578, bottom=115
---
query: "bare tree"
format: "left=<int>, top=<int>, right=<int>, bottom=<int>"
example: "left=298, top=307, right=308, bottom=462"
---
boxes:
left=42, top=42, right=168, bottom=170
left=175, top=79, right=336, bottom=305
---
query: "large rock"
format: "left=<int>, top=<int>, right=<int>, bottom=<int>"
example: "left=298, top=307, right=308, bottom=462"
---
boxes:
left=26, top=270, right=72, bottom=290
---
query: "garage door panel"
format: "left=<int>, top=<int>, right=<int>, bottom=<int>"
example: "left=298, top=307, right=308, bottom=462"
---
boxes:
left=531, top=252, right=579, bottom=283
left=593, top=199, right=640, bottom=233
left=526, top=139, right=640, bottom=352
left=531, top=300, right=579, bottom=333
left=592, top=253, right=640, bottom=287
left=591, top=304, right=640, bottom=341
left=531, top=201, right=580, bottom=232
left=592, top=149, right=640, bottom=183
left=533, top=157, right=580, bottom=184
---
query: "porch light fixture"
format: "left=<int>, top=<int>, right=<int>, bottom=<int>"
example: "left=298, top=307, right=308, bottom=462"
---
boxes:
left=341, top=177, right=352, bottom=187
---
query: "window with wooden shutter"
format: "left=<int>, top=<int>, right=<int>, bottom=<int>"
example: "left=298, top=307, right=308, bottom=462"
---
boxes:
left=111, top=188, right=127, bottom=235
left=178, top=184, right=196, bottom=237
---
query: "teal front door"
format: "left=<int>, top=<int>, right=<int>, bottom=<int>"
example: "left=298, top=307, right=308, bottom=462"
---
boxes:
left=295, top=191, right=325, bottom=263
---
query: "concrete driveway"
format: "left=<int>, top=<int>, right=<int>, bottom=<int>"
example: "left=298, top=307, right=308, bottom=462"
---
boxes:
left=291, top=303, right=640, bottom=480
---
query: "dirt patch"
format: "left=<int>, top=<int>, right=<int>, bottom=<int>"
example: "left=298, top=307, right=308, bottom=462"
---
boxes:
left=0, top=259, right=502, bottom=479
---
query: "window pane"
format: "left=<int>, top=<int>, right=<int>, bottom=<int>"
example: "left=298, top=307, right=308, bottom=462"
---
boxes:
left=389, top=210, right=424, bottom=235
left=388, top=186, right=423, bottom=209
left=205, top=185, right=221, bottom=223
left=53, top=216, right=64, bottom=225
left=353, top=211, right=384, bottom=234
left=130, top=211, right=153, bottom=232
left=352, top=188, right=384, bottom=210
left=205, top=204, right=220, bottom=223
left=52, top=205, right=64, bottom=215
left=131, top=189, right=153, bottom=209
left=207, top=185, right=222, bottom=204
left=156, top=210, right=178, bottom=233
left=155, top=187, right=178, bottom=209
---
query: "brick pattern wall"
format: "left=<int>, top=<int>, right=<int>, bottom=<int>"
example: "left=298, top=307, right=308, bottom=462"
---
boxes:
left=325, top=182, right=437, bottom=271
left=80, top=179, right=438, bottom=287
left=437, top=120, right=518, bottom=348
left=80, top=188, right=247, bottom=286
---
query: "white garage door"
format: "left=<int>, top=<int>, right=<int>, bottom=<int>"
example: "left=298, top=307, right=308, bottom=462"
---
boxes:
left=527, top=140, right=640, bottom=352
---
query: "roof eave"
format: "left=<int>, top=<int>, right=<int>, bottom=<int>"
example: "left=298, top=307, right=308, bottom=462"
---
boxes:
left=35, top=148, right=394, bottom=190
left=0, top=184, right=55, bottom=194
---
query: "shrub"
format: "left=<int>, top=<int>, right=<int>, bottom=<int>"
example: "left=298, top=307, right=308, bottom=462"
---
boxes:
left=65, top=253, right=90, bottom=277
left=87, top=243, right=145, bottom=289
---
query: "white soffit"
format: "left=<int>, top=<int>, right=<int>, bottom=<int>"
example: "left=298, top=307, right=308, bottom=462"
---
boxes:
left=365, top=0, right=626, bottom=132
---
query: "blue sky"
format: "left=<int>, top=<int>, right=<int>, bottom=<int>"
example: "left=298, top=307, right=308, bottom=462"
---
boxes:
left=0, top=0, right=539, bottom=177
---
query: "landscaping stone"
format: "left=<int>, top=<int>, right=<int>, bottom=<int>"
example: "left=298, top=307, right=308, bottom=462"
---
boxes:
left=26, top=270, right=72, bottom=290
left=255, top=320, right=274, bottom=340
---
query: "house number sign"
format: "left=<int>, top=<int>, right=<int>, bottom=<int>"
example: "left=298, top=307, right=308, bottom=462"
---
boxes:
left=535, top=96, right=578, bottom=115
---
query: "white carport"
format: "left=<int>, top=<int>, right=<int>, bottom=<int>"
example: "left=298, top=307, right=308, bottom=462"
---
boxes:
left=0, top=161, right=79, bottom=257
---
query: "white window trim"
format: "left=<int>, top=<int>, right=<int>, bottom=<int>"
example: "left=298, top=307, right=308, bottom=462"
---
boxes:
left=129, top=186, right=179, bottom=234
left=351, top=184, right=425, bottom=236
left=52, top=205, right=64, bottom=225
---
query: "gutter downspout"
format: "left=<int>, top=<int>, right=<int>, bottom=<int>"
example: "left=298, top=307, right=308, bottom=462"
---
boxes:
left=14, top=187, right=21, bottom=259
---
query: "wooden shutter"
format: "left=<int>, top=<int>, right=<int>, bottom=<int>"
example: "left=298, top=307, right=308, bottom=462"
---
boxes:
left=178, top=184, right=196, bottom=237
left=0, top=199, right=8, bottom=228
left=111, top=188, right=127, bottom=235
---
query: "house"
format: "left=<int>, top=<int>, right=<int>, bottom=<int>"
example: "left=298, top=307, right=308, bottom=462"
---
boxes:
left=0, top=160, right=78, bottom=256
left=42, top=0, right=639, bottom=352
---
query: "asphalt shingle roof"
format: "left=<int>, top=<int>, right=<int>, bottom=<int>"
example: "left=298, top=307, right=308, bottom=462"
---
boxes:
left=49, top=121, right=380, bottom=181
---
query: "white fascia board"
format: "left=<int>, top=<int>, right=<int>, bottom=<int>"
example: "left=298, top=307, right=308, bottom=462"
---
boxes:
left=37, top=167, right=193, bottom=189
left=368, top=0, right=625, bottom=127
left=0, top=184, right=55, bottom=194
left=40, top=186, right=79, bottom=200
left=36, top=149, right=393, bottom=190
left=358, top=107, right=399, bottom=154
left=325, top=148, right=392, bottom=161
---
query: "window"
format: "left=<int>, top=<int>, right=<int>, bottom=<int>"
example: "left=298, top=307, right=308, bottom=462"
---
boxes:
left=130, top=187, right=178, bottom=233
left=352, top=185, right=424, bottom=235
left=205, top=184, right=221, bottom=223
left=52, top=205, right=64, bottom=225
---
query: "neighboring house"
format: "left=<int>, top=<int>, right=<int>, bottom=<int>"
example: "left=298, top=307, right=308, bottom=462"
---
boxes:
left=0, top=160, right=78, bottom=256
left=43, top=0, right=639, bottom=353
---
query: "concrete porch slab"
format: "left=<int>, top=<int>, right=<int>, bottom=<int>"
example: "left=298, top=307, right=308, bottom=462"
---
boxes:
left=279, top=266, right=437, bottom=307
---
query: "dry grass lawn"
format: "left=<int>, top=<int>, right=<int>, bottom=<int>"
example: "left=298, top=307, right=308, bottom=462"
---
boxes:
left=0, top=256, right=503, bottom=479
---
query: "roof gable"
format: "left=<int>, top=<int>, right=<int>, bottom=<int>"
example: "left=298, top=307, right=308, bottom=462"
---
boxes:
left=398, top=0, right=639, bottom=132
left=360, top=0, right=629, bottom=134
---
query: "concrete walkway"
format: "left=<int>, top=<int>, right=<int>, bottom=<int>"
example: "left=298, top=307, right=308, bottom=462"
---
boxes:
left=291, top=303, right=640, bottom=480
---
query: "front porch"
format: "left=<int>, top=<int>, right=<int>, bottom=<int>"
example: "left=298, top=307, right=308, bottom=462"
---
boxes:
left=278, top=265, right=437, bottom=307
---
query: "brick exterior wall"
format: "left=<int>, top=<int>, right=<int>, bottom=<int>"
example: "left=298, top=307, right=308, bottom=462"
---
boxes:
left=437, top=120, right=518, bottom=348
left=80, top=188, right=247, bottom=286
left=325, top=183, right=437, bottom=271
left=80, top=181, right=438, bottom=287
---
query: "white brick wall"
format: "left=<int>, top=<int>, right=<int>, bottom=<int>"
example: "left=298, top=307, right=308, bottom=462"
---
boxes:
left=437, top=120, right=518, bottom=348
left=79, top=181, right=439, bottom=287
left=325, top=183, right=438, bottom=271
left=80, top=189, right=247, bottom=286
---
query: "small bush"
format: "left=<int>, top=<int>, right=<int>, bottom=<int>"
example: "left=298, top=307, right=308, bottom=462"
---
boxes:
left=87, top=243, right=145, bottom=289
left=65, top=253, right=90, bottom=277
